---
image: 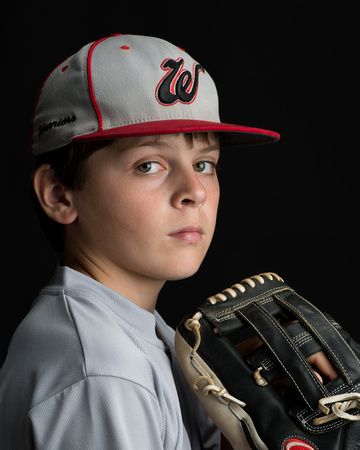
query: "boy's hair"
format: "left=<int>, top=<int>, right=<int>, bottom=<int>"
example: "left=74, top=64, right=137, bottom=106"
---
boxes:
left=31, top=133, right=220, bottom=253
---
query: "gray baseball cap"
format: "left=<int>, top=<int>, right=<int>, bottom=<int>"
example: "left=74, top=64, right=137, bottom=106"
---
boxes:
left=32, top=33, right=280, bottom=155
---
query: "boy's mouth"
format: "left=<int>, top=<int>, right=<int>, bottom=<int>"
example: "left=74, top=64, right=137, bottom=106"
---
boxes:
left=168, top=226, right=204, bottom=243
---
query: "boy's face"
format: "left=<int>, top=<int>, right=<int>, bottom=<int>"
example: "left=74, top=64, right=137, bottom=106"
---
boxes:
left=67, top=133, right=220, bottom=282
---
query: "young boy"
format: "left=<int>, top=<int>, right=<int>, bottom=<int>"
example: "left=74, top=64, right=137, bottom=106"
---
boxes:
left=0, top=33, right=334, bottom=449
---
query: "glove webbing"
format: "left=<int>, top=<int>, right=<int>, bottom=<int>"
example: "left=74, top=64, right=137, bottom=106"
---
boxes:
left=236, top=301, right=326, bottom=410
left=199, top=276, right=360, bottom=411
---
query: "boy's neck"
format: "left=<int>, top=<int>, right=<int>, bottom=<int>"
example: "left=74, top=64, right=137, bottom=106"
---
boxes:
left=63, top=254, right=165, bottom=313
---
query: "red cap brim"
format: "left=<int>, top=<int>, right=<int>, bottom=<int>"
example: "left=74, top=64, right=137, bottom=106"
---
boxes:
left=74, top=119, right=280, bottom=146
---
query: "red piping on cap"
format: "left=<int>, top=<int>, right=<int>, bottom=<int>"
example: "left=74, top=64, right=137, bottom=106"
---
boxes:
left=86, top=34, right=122, bottom=132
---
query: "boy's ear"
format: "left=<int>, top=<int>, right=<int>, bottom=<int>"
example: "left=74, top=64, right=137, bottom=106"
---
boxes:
left=32, top=164, right=78, bottom=225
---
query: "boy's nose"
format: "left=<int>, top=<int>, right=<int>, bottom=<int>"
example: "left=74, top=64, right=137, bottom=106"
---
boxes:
left=170, top=170, right=207, bottom=209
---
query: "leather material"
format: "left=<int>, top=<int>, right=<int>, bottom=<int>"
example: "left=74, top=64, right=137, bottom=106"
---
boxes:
left=176, top=273, right=360, bottom=449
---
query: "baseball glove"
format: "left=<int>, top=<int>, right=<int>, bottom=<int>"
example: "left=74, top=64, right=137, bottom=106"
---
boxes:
left=174, top=272, right=360, bottom=449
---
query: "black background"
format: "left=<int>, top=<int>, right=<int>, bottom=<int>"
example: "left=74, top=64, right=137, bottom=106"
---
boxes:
left=2, top=1, right=358, bottom=364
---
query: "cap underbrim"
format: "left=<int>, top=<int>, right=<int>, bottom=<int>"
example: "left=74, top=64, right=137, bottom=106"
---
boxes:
left=74, top=119, right=280, bottom=146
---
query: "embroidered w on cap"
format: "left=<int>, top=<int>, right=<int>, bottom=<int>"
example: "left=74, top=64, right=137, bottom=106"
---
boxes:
left=156, top=58, right=205, bottom=105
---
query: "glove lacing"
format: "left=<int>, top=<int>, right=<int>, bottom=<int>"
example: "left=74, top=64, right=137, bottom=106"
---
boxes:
left=313, top=392, right=360, bottom=425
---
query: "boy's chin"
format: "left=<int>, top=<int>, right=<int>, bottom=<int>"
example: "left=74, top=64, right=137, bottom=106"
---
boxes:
left=164, top=263, right=203, bottom=281
left=152, top=250, right=210, bottom=281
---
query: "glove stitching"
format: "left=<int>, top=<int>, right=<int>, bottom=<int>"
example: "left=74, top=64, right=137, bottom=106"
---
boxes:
left=214, top=294, right=279, bottom=322
left=255, top=303, right=327, bottom=397
left=296, top=382, right=360, bottom=432
left=259, top=297, right=273, bottom=305
left=257, top=334, right=314, bottom=371
left=260, top=357, right=275, bottom=370
left=275, top=293, right=355, bottom=384
left=295, top=335, right=314, bottom=348
left=297, top=409, right=345, bottom=432
left=292, top=331, right=310, bottom=344
left=212, top=286, right=290, bottom=322
left=283, top=292, right=360, bottom=378
left=281, top=295, right=351, bottom=383
left=238, top=305, right=318, bottom=410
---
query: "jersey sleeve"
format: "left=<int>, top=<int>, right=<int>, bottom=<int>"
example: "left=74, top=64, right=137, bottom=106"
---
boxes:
left=28, top=376, right=164, bottom=450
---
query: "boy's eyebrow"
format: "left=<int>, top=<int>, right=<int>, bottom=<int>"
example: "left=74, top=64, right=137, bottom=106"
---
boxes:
left=196, top=144, right=221, bottom=153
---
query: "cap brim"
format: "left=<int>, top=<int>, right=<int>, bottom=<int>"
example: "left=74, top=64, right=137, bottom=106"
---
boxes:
left=74, top=119, right=280, bottom=146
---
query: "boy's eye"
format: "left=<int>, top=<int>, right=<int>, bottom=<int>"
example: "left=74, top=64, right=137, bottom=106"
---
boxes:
left=193, top=161, right=216, bottom=174
left=136, top=161, right=164, bottom=174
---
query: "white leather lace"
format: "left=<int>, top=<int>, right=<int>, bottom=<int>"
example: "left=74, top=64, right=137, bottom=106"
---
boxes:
left=313, top=392, right=360, bottom=425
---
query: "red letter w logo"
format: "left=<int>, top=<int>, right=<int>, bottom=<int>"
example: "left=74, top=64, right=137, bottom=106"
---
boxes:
left=156, top=58, right=204, bottom=105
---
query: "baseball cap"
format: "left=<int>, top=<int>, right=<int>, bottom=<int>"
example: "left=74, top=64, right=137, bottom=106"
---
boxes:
left=32, top=33, right=280, bottom=155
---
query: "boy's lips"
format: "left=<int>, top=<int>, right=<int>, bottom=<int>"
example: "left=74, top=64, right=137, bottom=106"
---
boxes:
left=168, top=226, right=204, bottom=243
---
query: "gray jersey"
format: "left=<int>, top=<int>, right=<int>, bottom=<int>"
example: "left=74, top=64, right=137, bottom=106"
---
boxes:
left=0, top=264, right=220, bottom=450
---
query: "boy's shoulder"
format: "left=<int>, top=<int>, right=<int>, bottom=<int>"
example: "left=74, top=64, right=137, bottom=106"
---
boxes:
left=1, top=271, right=164, bottom=410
